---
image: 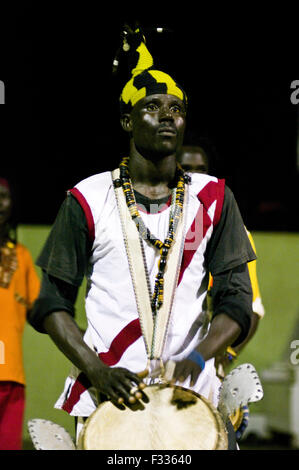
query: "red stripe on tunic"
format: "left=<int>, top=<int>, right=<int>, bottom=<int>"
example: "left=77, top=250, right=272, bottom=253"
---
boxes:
left=178, top=180, right=225, bottom=285
left=178, top=203, right=212, bottom=285
left=61, top=319, right=142, bottom=414
left=212, top=179, right=225, bottom=226
left=62, top=373, right=92, bottom=414
left=99, top=318, right=142, bottom=366
left=69, top=187, right=95, bottom=242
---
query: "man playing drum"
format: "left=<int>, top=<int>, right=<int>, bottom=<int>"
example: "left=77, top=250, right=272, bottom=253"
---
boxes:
left=29, top=26, right=255, bottom=447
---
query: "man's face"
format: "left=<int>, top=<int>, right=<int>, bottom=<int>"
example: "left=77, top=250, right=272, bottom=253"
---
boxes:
left=125, top=94, right=186, bottom=160
left=179, top=146, right=208, bottom=174
left=0, top=183, right=12, bottom=226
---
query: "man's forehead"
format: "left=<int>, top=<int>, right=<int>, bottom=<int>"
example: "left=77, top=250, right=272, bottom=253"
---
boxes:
left=132, top=94, right=186, bottom=113
left=180, top=148, right=206, bottom=161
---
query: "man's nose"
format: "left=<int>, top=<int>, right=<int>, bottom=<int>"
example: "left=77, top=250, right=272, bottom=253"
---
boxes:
left=159, top=107, right=174, bottom=121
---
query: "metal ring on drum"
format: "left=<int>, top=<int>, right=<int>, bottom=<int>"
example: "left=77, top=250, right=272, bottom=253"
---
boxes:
left=77, top=384, right=228, bottom=450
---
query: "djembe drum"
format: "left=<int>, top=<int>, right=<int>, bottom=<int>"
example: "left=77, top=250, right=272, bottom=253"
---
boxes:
left=77, top=384, right=228, bottom=450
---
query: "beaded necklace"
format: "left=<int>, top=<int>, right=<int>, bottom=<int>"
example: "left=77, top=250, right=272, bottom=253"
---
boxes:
left=116, top=156, right=190, bottom=314
left=0, top=240, right=18, bottom=288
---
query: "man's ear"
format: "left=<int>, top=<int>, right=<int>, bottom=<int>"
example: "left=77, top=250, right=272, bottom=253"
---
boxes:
left=120, top=113, right=133, bottom=133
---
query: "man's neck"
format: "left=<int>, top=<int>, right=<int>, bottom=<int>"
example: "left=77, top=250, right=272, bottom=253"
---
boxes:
left=128, top=144, right=177, bottom=199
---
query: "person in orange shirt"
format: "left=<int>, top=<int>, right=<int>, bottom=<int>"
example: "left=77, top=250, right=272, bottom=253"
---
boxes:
left=0, top=178, right=40, bottom=450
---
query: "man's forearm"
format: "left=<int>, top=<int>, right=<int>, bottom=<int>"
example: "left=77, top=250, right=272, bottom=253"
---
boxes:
left=42, top=311, right=147, bottom=407
left=234, top=312, right=259, bottom=354
left=196, top=313, right=241, bottom=361
left=43, top=310, right=107, bottom=380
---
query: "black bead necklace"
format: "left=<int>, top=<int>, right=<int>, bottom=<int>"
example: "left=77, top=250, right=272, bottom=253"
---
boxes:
left=116, top=156, right=189, bottom=314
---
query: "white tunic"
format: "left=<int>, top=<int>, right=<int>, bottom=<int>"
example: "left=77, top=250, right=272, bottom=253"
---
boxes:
left=55, top=170, right=225, bottom=416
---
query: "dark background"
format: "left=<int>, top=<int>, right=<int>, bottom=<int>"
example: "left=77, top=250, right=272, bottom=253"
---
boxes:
left=1, top=2, right=298, bottom=230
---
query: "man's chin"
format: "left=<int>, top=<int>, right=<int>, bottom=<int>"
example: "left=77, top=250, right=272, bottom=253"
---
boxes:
left=138, top=145, right=177, bottom=161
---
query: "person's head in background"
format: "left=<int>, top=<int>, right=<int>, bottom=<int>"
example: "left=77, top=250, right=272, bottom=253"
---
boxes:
left=177, top=145, right=209, bottom=174
left=176, top=130, right=222, bottom=176
left=0, top=177, right=17, bottom=244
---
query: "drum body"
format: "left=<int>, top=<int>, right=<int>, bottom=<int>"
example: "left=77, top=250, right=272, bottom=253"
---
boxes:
left=78, top=384, right=228, bottom=450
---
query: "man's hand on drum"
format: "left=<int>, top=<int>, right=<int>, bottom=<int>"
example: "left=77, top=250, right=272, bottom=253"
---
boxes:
left=173, top=357, right=203, bottom=387
left=88, top=363, right=149, bottom=411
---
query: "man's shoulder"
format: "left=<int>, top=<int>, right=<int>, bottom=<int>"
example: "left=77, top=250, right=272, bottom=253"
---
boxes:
left=74, top=171, right=112, bottom=192
left=72, top=172, right=114, bottom=204
left=188, top=172, right=221, bottom=190
left=70, top=171, right=115, bottom=219
left=188, top=173, right=225, bottom=199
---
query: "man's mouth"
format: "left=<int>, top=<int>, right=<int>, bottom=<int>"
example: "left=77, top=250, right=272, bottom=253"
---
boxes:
left=157, top=125, right=177, bottom=136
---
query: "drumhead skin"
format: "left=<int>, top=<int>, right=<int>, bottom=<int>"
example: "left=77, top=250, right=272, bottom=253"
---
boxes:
left=78, top=384, right=228, bottom=450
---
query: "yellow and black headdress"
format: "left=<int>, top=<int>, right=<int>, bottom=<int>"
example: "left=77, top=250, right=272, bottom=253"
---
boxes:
left=119, top=27, right=187, bottom=114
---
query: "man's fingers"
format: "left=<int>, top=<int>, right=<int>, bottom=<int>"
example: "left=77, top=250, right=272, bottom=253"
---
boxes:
left=174, top=364, right=187, bottom=383
left=128, top=395, right=137, bottom=404
left=129, top=386, right=142, bottom=400
left=190, top=369, right=199, bottom=387
left=125, top=371, right=147, bottom=396
left=101, top=367, right=149, bottom=409
left=113, top=381, right=145, bottom=406
left=137, top=369, right=149, bottom=380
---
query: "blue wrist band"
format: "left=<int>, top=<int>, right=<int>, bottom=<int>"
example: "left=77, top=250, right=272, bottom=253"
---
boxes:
left=187, top=350, right=205, bottom=371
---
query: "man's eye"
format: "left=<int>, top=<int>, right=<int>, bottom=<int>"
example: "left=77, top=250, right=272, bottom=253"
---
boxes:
left=171, top=105, right=182, bottom=113
left=146, top=103, right=158, bottom=111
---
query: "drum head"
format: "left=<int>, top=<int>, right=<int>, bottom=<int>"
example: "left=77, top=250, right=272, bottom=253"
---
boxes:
left=78, top=384, right=228, bottom=450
